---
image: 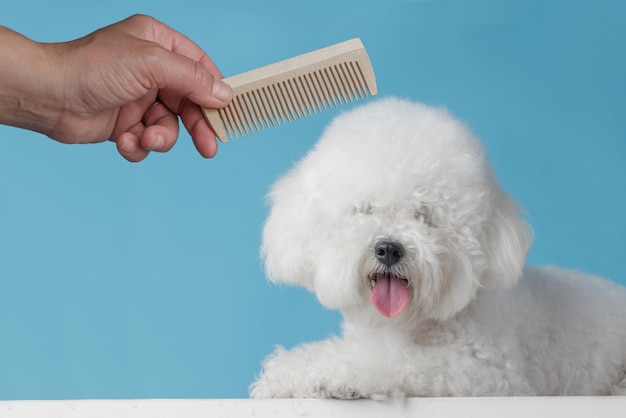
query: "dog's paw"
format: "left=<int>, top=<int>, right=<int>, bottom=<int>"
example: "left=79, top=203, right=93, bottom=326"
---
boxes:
left=249, top=376, right=294, bottom=399
left=250, top=377, right=359, bottom=399
left=250, top=342, right=405, bottom=400
left=250, top=373, right=396, bottom=400
left=323, top=387, right=364, bottom=400
left=321, top=384, right=398, bottom=401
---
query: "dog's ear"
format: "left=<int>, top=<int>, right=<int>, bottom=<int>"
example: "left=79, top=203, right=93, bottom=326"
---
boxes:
left=261, top=171, right=316, bottom=290
left=481, top=184, right=533, bottom=288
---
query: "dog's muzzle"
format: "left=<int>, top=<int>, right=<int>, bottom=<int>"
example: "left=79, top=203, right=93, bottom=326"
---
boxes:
left=369, top=240, right=410, bottom=318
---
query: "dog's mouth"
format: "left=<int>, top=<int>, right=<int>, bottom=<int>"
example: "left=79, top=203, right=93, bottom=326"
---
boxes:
left=368, top=273, right=410, bottom=318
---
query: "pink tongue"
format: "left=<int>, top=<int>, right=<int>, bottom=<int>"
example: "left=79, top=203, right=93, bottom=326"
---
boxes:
left=369, top=274, right=410, bottom=317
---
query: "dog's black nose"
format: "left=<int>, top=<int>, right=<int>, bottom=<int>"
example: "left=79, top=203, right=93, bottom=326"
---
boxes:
left=374, top=240, right=405, bottom=266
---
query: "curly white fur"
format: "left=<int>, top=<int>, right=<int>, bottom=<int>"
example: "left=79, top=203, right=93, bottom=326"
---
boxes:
left=251, top=97, right=626, bottom=399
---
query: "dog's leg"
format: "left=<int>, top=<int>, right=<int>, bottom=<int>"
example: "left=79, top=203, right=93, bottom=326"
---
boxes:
left=250, top=333, right=535, bottom=399
left=250, top=338, right=404, bottom=399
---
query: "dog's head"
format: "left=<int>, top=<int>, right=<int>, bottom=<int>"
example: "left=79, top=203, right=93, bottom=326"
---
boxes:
left=262, top=98, right=531, bottom=323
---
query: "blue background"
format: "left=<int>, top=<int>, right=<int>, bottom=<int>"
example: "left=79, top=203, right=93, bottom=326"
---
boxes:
left=1, top=0, right=624, bottom=400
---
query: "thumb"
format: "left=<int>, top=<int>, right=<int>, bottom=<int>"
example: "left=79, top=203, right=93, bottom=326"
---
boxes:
left=151, top=48, right=233, bottom=109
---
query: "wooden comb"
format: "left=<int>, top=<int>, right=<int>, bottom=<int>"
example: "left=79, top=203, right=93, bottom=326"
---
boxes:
left=202, top=38, right=377, bottom=142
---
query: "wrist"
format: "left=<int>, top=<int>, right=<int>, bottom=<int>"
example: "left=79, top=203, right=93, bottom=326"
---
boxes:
left=0, top=27, right=66, bottom=137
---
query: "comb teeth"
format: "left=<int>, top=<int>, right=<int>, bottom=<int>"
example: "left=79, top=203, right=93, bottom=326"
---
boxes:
left=203, top=38, right=377, bottom=142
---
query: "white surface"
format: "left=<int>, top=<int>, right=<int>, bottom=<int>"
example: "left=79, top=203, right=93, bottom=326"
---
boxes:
left=1, top=397, right=626, bottom=418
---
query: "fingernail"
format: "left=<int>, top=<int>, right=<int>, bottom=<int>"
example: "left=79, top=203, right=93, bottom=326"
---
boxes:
left=212, top=78, right=233, bottom=103
left=146, top=133, right=164, bottom=151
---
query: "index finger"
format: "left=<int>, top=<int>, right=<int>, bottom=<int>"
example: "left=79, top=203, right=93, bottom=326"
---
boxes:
left=133, top=15, right=224, bottom=78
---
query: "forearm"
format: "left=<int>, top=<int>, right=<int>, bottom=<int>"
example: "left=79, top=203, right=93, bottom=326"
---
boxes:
left=0, top=26, right=64, bottom=136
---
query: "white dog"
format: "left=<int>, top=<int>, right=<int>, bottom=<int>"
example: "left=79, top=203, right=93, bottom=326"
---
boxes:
left=250, top=97, right=626, bottom=399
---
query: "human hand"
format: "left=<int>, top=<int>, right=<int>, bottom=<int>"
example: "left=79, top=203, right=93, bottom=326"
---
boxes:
left=0, top=15, right=233, bottom=162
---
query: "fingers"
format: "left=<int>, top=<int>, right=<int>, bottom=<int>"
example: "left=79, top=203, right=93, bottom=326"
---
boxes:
left=153, top=48, right=233, bottom=109
left=115, top=101, right=181, bottom=162
left=108, top=15, right=232, bottom=161
left=140, top=101, right=180, bottom=152
left=179, top=99, right=219, bottom=158
left=159, top=27, right=234, bottom=107
left=116, top=132, right=150, bottom=162
left=137, top=14, right=224, bottom=78
left=124, top=15, right=233, bottom=108
left=113, top=95, right=219, bottom=162
left=127, top=16, right=231, bottom=158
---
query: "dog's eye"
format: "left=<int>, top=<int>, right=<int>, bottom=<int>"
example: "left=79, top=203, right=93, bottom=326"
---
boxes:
left=415, top=205, right=433, bottom=226
left=357, top=202, right=374, bottom=215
